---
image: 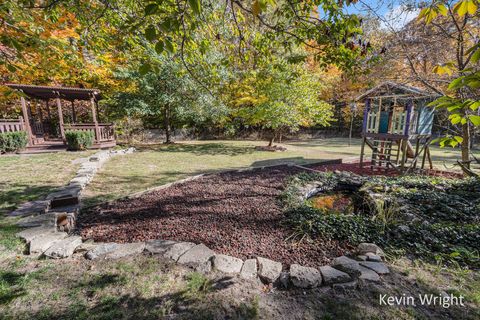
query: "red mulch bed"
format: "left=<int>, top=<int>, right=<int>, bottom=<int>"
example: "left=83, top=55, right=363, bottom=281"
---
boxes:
left=78, top=161, right=460, bottom=268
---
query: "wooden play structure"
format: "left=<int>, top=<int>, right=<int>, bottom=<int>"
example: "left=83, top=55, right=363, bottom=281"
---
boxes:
left=356, top=82, right=439, bottom=173
left=1, top=84, right=115, bottom=151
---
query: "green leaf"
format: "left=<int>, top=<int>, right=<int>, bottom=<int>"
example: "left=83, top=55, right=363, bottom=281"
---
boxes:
left=145, top=26, right=157, bottom=42
left=139, top=63, right=151, bottom=75
left=188, top=0, right=201, bottom=15
left=448, top=76, right=465, bottom=90
left=468, top=115, right=480, bottom=126
left=144, top=3, right=158, bottom=16
left=155, top=40, right=164, bottom=54
left=453, top=136, right=464, bottom=143
left=164, top=39, right=174, bottom=53
left=7, top=64, right=17, bottom=72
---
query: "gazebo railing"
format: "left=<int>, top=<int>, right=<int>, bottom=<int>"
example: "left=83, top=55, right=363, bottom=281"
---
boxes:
left=0, top=118, right=25, bottom=133
left=64, top=123, right=115, bottom=142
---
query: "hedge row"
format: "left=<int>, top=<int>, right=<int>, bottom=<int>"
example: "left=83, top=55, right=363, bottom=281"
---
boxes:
left=65, top=131, right=94, bottom=151
left=0, top=131, right=28, bottom=153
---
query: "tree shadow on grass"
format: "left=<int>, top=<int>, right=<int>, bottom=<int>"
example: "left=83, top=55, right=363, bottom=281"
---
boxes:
left=135, top=142, right=257, bottom=156
left=0, top=183, right=60, bottom=215
left=0, top=271, right=29, bottom=305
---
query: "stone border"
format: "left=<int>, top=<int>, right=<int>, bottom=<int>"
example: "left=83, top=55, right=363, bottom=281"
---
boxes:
left=13, top=155, right=390, bottom=289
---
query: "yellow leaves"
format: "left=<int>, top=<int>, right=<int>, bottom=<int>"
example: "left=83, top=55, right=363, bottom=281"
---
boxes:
left=433, top=62, right=454, bottom=76
left=418, top=4, right=448, bottom=24
left=453, top=0, right=478, bottom=16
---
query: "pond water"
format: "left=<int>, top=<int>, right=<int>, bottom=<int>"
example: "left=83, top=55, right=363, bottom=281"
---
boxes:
left=308, top=192, right=355, bottom=214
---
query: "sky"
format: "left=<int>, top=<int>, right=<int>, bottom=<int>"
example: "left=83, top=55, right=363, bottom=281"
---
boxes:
left=333, top=0, right=421, bottom=30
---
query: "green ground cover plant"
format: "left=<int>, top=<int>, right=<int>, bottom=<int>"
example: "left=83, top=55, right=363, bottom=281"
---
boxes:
left=282, top=172, right=480, bottom=268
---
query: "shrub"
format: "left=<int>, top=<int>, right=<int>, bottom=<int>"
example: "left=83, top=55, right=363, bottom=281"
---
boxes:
left=0, top=131, right=28, bottom=153
left=65, top=131, right=94, bottom=151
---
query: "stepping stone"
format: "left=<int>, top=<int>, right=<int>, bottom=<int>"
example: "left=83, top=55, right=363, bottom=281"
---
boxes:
left=319, top=266, right=352, bottom=285
left=164, top=242, right=196, bottom=261
left=104, top=242, right=145, bottom=259
left=50, top=195, right=79, bottom=208
left=16, top=213, right=56, bottom=228
left=257, top=257, right=282, bottom=283
left=213, top=254, right=243, bottom=274
left=44, top=236, right=83, bottom=259
left=356, top=255, right=368, bottom=261
left=69, top=176, right=89, bottom=189
left=289, top=264, right=322, bottom=288
left=29, top=232, right=68, bottom=254
left=177, top=244, right=215, bottom=273
left=145, top=239, right=178, bottom=255
left=357, top=243, right=384, bottom=257
left=85, top=243, right=119, bottom=260
left=16, top=226, right=56, bottom=243
left=9, top=200, right=50, bottom=217
left=240, top=259, right=257, bottom=280
left=365, top=252, right=382, bottom=262
left=331, top=256, right=362, bottom=278
left=359, top=261, right=390, bottom=275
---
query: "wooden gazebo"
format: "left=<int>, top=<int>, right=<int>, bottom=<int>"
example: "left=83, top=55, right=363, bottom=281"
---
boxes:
left=1, top=84, right=115, bottom=149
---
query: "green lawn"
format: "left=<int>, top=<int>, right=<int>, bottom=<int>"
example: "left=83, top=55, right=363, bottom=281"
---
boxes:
left=82, top=138, right=478, bottom=207
left=0, top=150, right=94, bottom=215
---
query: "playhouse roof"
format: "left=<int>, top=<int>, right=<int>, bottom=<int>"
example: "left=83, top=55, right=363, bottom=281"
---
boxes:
left=355, top=81, right=439, bottom=101
left=4, top=84, right=102, bottom=101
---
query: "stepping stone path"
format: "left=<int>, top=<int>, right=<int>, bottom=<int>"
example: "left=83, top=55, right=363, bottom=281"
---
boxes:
left=13, top=148, right=135, bottom=259
left=12, top=150, right=391, bottom=290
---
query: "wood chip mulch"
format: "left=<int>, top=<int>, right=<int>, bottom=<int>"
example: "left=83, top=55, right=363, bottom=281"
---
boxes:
left=77, top=162, right=459, bottom=268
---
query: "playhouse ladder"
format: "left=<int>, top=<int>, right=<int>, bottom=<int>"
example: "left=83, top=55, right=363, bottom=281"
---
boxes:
left=369, top=138, right=400, bottom=172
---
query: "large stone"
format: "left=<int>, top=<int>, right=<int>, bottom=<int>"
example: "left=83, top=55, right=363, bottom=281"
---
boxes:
left=29, top=232, right=68, bottom=254
left=319, top=266, right=352, bottom=285
left=358, top=265, right=381, bottom=282
left=164, top=242, right=196, bottom=261
left=44, top=236, right=82, bottom=258
left=240, top=259, right=257, bottom=280
left=69, top=176, right=89, bottom=189
left=16, top=213, right=56, bottom=228
left=145, top=239, right=177, bottom=255
left=50, top=195, right=79, bottom=208
left=104, top=242, right=145, bottom=259
left=331, top=256, right=362, bottom=278
left=85, top=243, right=119, bottom=260
left=365, top=252, right=382, bottom=262
left=359, top=261, right=390, bottom=275
left=289, top=264, right=322, bottom=288
left=16, top=226, right=56, bottom=243
left=213, top=254, right=243, bottom=274
left=177, top=244, right=215, bottom=273
left=257, top=257, right=282, bottom=283
left=357, top=243, right=384, bottom=257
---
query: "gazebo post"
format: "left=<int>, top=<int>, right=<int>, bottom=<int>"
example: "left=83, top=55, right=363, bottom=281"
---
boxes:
left=56, top=97, right=66, bottom=142
left=20, top=96, right=34, bottom=146
left=90, top=96, right=100, bottom=143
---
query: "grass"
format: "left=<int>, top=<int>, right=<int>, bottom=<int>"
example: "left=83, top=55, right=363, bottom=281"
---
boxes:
left=0, top=150, right=93, bottom=215
left=82, top=138, right=479, bottom=207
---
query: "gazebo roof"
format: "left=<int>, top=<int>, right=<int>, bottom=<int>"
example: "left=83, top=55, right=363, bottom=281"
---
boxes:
left=355, top=81, right=439, bottom=101
left=5, top=84, right=102, bottom=101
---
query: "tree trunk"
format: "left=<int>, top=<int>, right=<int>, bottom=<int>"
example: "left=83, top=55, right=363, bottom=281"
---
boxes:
left=164, top=106, right=172, bottom=144
left=461, top=122, right=470, bottom=169
left=268, top=132, right=275, bottom=147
